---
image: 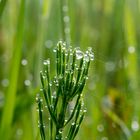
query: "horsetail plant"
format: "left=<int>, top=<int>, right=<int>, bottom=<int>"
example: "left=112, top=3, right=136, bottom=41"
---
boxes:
left=36, top=41, right=94, bottom=140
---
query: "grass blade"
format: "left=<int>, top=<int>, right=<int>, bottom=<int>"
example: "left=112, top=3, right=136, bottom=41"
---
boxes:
left=0, top=0, right=26, bottom=139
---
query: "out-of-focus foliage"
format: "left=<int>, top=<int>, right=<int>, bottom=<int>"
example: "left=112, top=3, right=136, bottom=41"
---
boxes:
left=0, top=0, right=140, bottom=140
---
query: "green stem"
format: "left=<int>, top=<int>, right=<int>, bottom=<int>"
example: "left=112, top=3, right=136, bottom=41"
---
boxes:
left=0, top=0, right=7, bottom=17
left=55, top=96, right=68, bottom=139
left=0, top=0, right=25, bottom=139
left=60, top=0, right=65, bottom=41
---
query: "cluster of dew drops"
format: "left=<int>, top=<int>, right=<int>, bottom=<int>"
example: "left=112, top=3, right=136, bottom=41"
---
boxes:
left=53, top=41, right=94, bottom=62
left=36, top=42, right=94, bottom=139
left=44, top=41, right=94, bottom=87
left=36, top=41, right=95, bottom=113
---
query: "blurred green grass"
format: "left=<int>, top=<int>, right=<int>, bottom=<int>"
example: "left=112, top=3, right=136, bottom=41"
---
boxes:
left=0, top=0, right=140, bottom=140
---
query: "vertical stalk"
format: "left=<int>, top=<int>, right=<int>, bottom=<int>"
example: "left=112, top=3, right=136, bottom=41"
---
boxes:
left=60, top=0, right=70, bottom=46
left=49, top=118, right=53, bottom=140
left=0, top=0, right=25, bottom=139
left=60, top=0, right=65, bottom=41
left=55, top=96, right=68, bottom=140
left=0, top=0, right=7, bottom=17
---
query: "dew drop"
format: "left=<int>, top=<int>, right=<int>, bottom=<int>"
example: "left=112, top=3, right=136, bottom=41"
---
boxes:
left=1, top=79, right=9, bottom=87
left=63, top=5, right=68, bottom=12
left=36, top=97, right=39, bottom=102
left=49, top=82, right=52, bottom=86
left=128, top=46, right=135, bottom=54
left=76, top=67, right=79, bottom=70
left=63, top=16, right=70, bottom=23
left=105, top=61, right=115, bottom=72
left=53, top=91, right=56, bottom=95
left=88, top=47, right=94, bottom=60
left=56, top=135, right=59, bottom=139
left=56, top=83, right=59, bottom=87
left=88, top=47, right=92, bottom=52
left=76, top=48, right=83, bottom=60
left=97, top=124, right=104, bottom=132
left=16, top=128, right=23, bottom=136
left=42, top=75, right=46, bottom=79
left=53, top=48, right=57, bottom=52
left=69, top=48, right=72, bottom=52
left=24, top=80, right=31, bottom=86
left=74, top=63, right=77, bottom=66
left=84, top=54, right=90, bottom=62
left=62, top=46, right=66, bottom=52
left=83, top=109, right=87, bottom=113
left=57, top=41, right=63, bottom=47
left=40, top=88, right=43, bottom=92
left=71, top=122, right=75, bottom=126
left=131, top=120, right=139, bottom=131
left=63, top=42, right=66, bottom=47
left=21, top=59, right=28, bottom=66
left=59, top=130, right=62, bottom=134
left=45, top=40, right=53, bottom=48
left=70, top=71, right=73, bottom=74
left=40, top=98, right=43, bottom=102
left=76, top=124, right=79, bottom=127
left=89, top=54, right=94, bottom=60
left=85, top=76, right=88, bottom=80
left=43, top=59, right=50, bottom=65
left=65, top=70, right=69, bottom=74
left=101, top=137, right=108, bottom=140
left=65, top=119, right=68, bottom=122
left=65, top=52, right=68, bottom=56
left=70, top=109, right=73, bottom=113
left=81, top=102, right=84, bottom=107
left=50, top=104, right=54, bottom=109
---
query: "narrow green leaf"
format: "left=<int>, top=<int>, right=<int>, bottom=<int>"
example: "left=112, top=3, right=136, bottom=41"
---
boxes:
left=0, top=1, right=26, bottom=139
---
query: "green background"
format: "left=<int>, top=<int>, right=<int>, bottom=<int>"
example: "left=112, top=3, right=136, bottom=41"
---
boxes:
left=0, top=0, right=140, bottom=140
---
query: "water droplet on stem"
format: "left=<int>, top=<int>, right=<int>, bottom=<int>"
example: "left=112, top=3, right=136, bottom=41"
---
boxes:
left=76, top=48, right=83, bottom=60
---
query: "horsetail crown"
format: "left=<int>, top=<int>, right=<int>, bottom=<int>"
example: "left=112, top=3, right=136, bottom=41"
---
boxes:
left=36, top=41, right=94, bottom=140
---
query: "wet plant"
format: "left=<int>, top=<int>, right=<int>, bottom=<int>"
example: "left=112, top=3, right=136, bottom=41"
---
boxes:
left=36, top=41, right=94, bottom=140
